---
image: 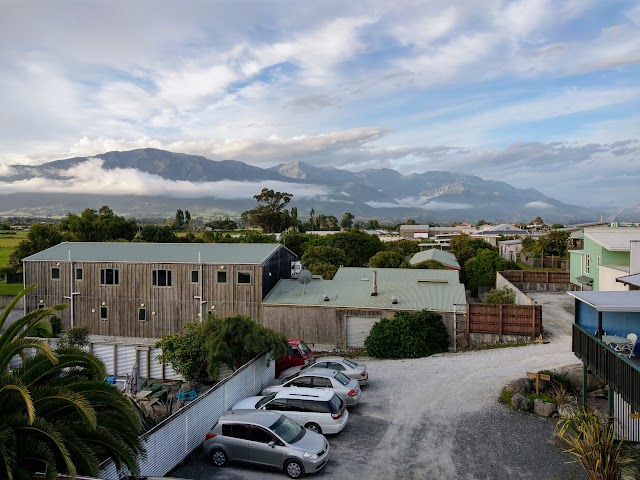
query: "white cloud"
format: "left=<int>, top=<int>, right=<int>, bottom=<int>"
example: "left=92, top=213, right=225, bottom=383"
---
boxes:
left=524, top=201, right=553, bottom=209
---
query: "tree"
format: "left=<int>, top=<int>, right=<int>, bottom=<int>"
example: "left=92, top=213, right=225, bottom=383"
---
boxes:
left=537, top=230, right=570, bottom=257
left=340, top=212, right=354, bottom=230
left=184, top=210, right=191, bottom=228
left=280, top=232, right=317, bottom=257
left=138, top=224, right=178, bottom=243
left=405, top=219, right=417, bottom=225
left=464, top=249, right=519, bottom=295
left=413, top=259, right=448, bottom=270
left=532, top=216, right=545, bottom=226
left=290, top=207, right=299, bottom=231
left=0, top=286, right=145, bottom=479
left=9, top=224, right=65, bottom=270
left=521, top=236, right=542, bottom=258
left=301, top=246, right=348, bottom=269
left=175, top=209, right=185, bottom=229
left=240, top=189, right=292, bottom=233
left=366, top=219, right=380, bottom=230
left=305, top=262, right=338, bottom=280
left=449, top=234, right=495, bottom=270
left=368, top=251, right=406, bottom=268
left=476, top=219, right=488, bottom=226
left=385, top=240, right=421, bottom=257
left=59, top=206, right=137, bottom=242
left=309, top=208, right=315, bottom=229
left=325, top=230, right=384, bottom=267
left=551, top=223, right=564, bottom=230
left=483, top=286, right=516, bottom=304
left=155, top=323, right=209, bottom=382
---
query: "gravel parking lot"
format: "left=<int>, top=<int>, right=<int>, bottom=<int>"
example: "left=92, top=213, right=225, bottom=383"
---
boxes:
left=171, top=292, right=586, bottom=480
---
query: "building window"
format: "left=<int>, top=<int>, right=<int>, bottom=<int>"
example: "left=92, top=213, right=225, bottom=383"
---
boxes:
left=152, top=270, right=172, bottom=287
left=597, top=255, right=601, bottom=267
left=191, top=270, right=199, bottom=283
left=38, top=304, right=46, bottom=310
left=217, top=271, right=227, bottom=283
left=76, top=268, right=83, bottom=281
left=100, top=268, right=119, bottom=285
left=237, top=271, right=251, bottom=284
left=51, top=267, right=60, bottom=280
left=100, top=306, right=108, bottom=320
left=585, top=255, right=590, bottom=274
left=138, top=308, right=147, bottom=321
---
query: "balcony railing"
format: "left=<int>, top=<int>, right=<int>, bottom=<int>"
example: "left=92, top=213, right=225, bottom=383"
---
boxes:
left=572, top=323, right=640, bottom=412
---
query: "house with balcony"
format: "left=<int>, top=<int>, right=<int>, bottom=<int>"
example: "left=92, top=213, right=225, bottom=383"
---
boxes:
left=568, top=290, right=640, bottom=441
left=569, top=228, right=640, bottom=291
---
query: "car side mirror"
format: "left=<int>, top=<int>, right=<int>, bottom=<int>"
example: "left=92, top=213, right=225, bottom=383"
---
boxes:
left=268, top=440, right=276, bottom=448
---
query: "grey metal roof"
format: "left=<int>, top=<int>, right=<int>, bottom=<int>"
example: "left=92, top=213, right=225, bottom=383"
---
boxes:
left=409, top=249, right=460, bottom=269
left=332, top=267, right=460, bottom=284
left=616, top=273, right=640, bottom=288
left=264, top=266, right=466, bottom=312
left=584, top=229, right=640, bottom=251
left=23, top=242, right=285, bottom=264
left=575, top=275, right=594, bottom=285
left=568, top=291, right=640, bottom=312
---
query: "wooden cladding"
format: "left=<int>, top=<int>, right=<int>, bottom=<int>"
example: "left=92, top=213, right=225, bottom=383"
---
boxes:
left=572, top=323, right=640, bottom=412
left=500, top=270, right=570, bottom=284
left=467, top=303, right=542, bottom=340
left=23, top=260, right=268, bottom=338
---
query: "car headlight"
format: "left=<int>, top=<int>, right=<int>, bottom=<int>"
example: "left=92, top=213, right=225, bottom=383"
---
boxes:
left=303, top=452, right=319, bottom=460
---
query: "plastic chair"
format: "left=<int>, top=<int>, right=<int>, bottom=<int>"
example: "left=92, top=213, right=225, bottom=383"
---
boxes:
left=620, top=333, right=637, bottom=358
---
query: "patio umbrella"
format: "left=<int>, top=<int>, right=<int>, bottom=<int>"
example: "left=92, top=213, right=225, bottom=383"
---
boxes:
left=130, top=362, right=139, bottom=394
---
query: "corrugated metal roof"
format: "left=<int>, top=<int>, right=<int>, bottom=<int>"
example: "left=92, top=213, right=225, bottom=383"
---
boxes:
left=332, top=267, right=461, bottom=284
left=409, top=249, right=460, bottom=269
left=568, top=291, right=640, bottom=312
left=23, top=242, right=284, bottom=264
left=585, top=229, right=640, bottom=251
left=262, top=277, right=466, bottom=312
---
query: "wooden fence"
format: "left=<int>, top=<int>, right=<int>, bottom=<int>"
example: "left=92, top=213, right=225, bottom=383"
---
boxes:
left=519, top=255, right=568, bottom=270
left=467, top=303, right=542, bottom=340
left=500, top=270, right=570, bottom=284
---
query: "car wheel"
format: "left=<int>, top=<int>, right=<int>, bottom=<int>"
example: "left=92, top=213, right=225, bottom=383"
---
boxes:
left=210, top=448, right=228, bottom=467
left=305, top=422, right=322, bottom=434
left=285, top=459, right=305, bottom=479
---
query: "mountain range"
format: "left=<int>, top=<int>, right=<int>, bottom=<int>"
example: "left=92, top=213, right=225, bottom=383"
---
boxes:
left=0, top=148, right=613, bottom=223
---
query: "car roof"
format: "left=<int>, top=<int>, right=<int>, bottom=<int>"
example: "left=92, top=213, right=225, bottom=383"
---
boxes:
left=219, top=409, right=282, bottom=427
left=315, top=357, right=348, bottom=363
left=275, top=387, right=334, bottom=400
left=301, top=368, right=341, bottom=378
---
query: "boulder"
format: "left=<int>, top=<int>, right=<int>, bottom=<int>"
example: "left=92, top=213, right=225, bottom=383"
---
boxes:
left=512, top=393, right=533, bottom=411
left=534, top=399, right=557, bottom=417
left=557, top=403, right=579, bottom=418
left=504, top=378, right=532, bottom=395
left=557, top=365, right=605, bottom=392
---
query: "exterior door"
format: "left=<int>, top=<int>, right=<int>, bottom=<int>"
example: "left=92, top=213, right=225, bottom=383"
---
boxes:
left=346, top=316, right=381, bottom=348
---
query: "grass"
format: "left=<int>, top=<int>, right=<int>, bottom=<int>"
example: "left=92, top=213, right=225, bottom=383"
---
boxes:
left=0, top=280, right=23, bottom=296
left=466, top=341, right=531, bottom=351
left=0, top=231, right=27, bottom=268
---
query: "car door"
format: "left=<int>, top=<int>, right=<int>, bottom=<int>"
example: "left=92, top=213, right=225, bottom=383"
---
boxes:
left=220, top=424, right=250, bottom=462
left=287, top=375, right=313, bottom=388
left=311, top=376, right=332, bottom=390
left=247, top=426, right=288, bottom=468
left=285, top=398, right=308, bottom=426
left=329, top=362, right=346, bottom=372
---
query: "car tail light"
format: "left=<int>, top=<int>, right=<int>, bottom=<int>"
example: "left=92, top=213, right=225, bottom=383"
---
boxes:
left=360, top=371, right=367, bottom=377
left=348, top=389, right=356, bottom=397
left=331, top=411, right=343, bottom=420
left=205, top=433, right=217, bottom=440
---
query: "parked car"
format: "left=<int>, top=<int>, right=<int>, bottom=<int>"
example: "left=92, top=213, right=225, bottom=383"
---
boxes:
left=262, top=369, right=361, bottom=406
left=232, top=387, right=348, bottom=434
left=204, top=410, right=330, bottom=478
left=284, top=357, right=368, bottom=385
left=275, top=339, right=316, bottom=377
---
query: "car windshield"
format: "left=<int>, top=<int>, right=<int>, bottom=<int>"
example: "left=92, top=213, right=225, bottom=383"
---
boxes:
left=255, top=392, right=277, bottom=409
left=343, top=358, right=357, bottom=369
left=298, top=341, right=312, bottom=356
left=334, top=371, right=351, bottom=386
left=270, top=415, right=305, bottom=444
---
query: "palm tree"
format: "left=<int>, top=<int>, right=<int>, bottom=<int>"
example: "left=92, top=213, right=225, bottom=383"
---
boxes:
left=0, top=285, right=145, bottom=479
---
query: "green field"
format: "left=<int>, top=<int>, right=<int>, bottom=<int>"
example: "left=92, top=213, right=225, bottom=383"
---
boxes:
left=0, top=232, right=26, bottom=268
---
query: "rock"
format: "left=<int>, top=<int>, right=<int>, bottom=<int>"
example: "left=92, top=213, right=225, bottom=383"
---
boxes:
left=534, top=399, right=557, bottom=417
left=512, top=393, right=533, bottom=411
left=591, top=388, right=608, bottom=399
left=504, top=378, right=532, bottom=395
left=557, top=403, right=579, bottom=418
left=557, top=365, right=605, bottom=392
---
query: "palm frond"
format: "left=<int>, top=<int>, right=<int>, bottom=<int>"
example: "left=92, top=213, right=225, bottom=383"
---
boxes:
left=0, top=426, right=17, bottom=480
left=0, top=284, right=36, bottom=331
left=0, top=338, right=57, bottom=374
left=31, top=385, right=97, bottom=430
left=0, top=374, right=35, bottom=423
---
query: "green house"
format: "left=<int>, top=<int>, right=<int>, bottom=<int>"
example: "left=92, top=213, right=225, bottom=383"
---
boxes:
left=569, top=228, right=640, bottom=291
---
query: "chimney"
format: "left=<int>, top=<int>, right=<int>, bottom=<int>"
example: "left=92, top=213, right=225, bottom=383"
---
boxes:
left=371, top=269, right=378, bottom=296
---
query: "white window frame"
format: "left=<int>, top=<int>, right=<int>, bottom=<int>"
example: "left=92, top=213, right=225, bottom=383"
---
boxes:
left=585, top=255, right=591, bottom=274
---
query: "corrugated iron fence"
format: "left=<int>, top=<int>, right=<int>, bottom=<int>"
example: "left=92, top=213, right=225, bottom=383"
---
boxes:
left=100, top=351, right=274, bottom=479
left=467, top=304, right=542, bottom=340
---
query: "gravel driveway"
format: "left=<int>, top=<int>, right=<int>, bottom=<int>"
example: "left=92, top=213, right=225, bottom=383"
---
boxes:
left=171, top=292, right=586, bottom=480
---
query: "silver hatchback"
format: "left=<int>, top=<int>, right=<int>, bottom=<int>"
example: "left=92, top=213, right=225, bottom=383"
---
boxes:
left=262, top=369, right=362, bottom=406
left=203, top=410, right=330, bottom=479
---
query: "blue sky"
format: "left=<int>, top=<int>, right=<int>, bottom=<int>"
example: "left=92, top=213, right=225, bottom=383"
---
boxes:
left=0, top=0, right=639, bottom=209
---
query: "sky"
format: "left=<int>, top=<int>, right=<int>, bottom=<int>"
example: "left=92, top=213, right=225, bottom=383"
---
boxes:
left=0, top=0, right=639, bottom=210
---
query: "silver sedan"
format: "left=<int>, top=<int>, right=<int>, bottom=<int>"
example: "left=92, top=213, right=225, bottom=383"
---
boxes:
left=262, top=369, right=362, bottom=406
left=306, top=357, right=368, bottom=385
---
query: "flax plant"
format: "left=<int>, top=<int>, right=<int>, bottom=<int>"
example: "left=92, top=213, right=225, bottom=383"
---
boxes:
left=556, top=407, right=639, bottom=480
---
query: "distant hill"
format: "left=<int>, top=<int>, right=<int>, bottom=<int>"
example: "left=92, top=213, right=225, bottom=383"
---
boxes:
left=0, top=148, right=600, bottom=223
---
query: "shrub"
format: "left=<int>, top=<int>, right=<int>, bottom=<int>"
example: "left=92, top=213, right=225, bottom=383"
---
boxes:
left=539, top=369, right=576, bottom=393
left=364, top=310, right=449, bottom=359
left=60, top=325, right=90, bottom=348
left=483, top=286, right=516, bottom=305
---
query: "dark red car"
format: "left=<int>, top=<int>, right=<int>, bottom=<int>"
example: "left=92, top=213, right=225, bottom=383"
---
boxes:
left=275, top=339, right=315, bottom=377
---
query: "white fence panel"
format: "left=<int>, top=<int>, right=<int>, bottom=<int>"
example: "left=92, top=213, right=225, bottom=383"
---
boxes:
left=92, top=344, right=115, bottom=375
left=100, top=352, right=275, bottom=479
left=116, top=345, right=137, bottom=376
left=149, top=348, right=164, bottom=379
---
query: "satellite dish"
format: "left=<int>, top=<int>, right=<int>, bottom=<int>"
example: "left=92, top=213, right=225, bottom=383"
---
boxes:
left=297, top=269, right=313, bottom=285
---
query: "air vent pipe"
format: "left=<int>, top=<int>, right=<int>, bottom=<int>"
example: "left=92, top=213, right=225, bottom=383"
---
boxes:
left=371, top=269, right=378, bottom=296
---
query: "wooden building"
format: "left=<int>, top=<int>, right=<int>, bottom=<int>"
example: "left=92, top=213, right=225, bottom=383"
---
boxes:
left=23, top=242, right=296, bottom=338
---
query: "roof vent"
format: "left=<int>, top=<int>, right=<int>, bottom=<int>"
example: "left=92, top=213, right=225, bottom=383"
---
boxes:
left=417, top=278, right=448, bottom=284
left=391, top=296, right=398, bottom=304
left=323, top=294, right=330, bottom=302
left=371, top=269, right=378, bottom=296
